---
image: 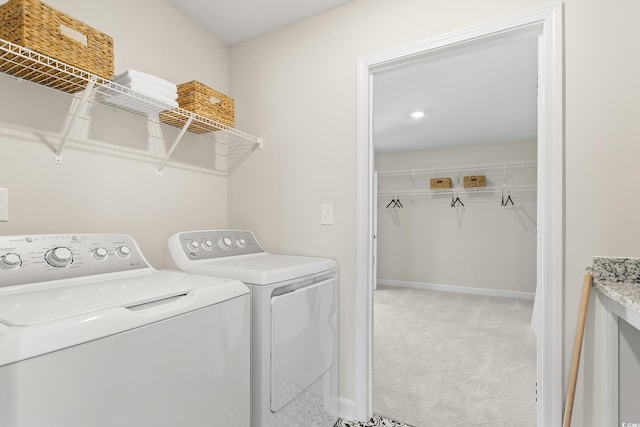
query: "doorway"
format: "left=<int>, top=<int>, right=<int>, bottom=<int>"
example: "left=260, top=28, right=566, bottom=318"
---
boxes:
left=354, top=4, right=563, bottom=427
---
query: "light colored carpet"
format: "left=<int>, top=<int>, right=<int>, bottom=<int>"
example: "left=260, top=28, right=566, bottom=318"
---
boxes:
left=373, top=285, right=536, bottom=427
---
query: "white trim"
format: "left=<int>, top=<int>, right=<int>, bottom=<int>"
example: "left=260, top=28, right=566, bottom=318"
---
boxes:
left=535, top=5, right=564, bottom=427
left=377, top=279, right=535, bottom=300
left=355, top=4, right=564, bottom=427
left=338, top=397, right=357, bottom=421
left=355, top=56, right=374, bottom=423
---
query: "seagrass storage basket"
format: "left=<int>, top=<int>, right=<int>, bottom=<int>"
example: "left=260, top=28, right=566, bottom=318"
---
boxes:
left=160, top=81, right=235, bottom=134
left=463, top=175, right=486, bottom=188
left=0, top=0, right=114, bottom=91
left=430, top=177, right=452, bottom=189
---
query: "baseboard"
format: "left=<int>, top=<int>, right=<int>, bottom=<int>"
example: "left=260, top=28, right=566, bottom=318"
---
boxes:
left=338, top=397, right=357, bottom=421
left=377, top=279, right=535, bottom=300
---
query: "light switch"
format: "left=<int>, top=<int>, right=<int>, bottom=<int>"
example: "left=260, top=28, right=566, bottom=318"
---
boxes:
left=320, top=203, right=333, bottom=225
left=0, top=188, right=7, bottom=222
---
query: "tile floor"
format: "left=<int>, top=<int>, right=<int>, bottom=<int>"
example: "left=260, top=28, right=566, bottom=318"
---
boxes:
left=335, top=414, right=415, bottom=427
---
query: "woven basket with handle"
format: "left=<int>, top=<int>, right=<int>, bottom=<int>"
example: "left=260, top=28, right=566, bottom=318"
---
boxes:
left=0, top=0, right=113, bottom=91
left=160, top=81, right=235, bottom=134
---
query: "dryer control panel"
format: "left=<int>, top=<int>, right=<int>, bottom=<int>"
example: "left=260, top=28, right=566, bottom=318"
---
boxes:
left=0, top=234, right=149, bottom=288
left=171, top=230, right=264, bottom=261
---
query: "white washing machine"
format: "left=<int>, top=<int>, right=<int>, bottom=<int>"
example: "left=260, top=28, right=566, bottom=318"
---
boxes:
left=168, top=230, right=339, bottom=427
left=0, top=233, right=250, bottom=427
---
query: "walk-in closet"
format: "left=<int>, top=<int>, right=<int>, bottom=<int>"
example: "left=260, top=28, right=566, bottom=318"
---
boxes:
left=371, top=29, right=540, bottom=426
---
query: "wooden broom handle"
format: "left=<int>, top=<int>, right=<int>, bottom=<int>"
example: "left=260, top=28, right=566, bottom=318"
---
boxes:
left=563, top=274, right=593, bottom=427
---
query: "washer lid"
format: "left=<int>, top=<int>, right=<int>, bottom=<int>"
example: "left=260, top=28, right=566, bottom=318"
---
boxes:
left=0, top=271, right=249, bottom=367
left=0, top=270, right=240, bottom=327
left=187, top=253, right=337, bottom=285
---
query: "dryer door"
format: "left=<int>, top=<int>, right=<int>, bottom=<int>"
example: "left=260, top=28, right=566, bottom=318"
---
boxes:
left=270, top=276, right=337, bottom=412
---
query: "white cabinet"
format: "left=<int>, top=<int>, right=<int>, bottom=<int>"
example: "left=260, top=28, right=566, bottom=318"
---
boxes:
left=600, top=293, right=640, bottom=426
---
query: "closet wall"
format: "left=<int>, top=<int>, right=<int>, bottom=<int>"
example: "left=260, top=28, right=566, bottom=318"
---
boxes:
left=376, top=140, right=537, bottom=294
left=0, top=0, right=229, bottom=268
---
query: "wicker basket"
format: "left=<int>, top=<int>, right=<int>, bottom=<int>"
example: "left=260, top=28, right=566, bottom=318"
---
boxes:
left=0, top=0, right=113, bottom=91
left=430, top=177, right=452, bottom=189
left=160, top=81, right=234, bottom=134
left=463, top=175, right=486, bottom=188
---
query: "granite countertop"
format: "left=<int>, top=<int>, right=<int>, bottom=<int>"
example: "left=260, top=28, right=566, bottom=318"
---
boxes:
left=592, top=257, right=640, bottom=314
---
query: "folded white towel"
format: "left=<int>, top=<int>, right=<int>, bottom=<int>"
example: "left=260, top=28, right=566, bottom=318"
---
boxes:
left=113, top=70, right=177, bottom=92
left=108, top=84, right=178, bottom=107
left=114, top=78, right=178, bottom=101
left=97, top=94, right=177, bottom=117
left=96, top=86, right=178, bottom=117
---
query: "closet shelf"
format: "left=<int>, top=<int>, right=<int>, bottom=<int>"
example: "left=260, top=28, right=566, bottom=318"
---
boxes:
left=378, top=185, right=537, bottom=207
left=0, top=38, right=262, bottom=176
left=377, top=160, right=537, bottom=207
left=378, top=184, right=537, bottom=197
left=378, top=160, right=537, bottom=189
left=377, top=160, right=536, bottom=180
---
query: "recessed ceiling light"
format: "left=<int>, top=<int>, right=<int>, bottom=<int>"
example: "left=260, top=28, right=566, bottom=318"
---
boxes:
left=411, top=111, right=425, bottom=119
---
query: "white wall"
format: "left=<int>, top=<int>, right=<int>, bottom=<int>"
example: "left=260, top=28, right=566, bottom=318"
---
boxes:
left=229, top=0, right=640, bottom=424
left=0, top=0, right=230, bottom=268
left=375, top=141, right=537, bottom=294
left=228, top=0, right=549, bottom=409
left=564, top=1, right=640, bottom=425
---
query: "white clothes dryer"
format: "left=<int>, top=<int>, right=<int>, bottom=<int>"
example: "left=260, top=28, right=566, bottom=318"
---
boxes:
left=168, top=230, right=339, bottom=427
left=0, top=234, right=250, bottom=427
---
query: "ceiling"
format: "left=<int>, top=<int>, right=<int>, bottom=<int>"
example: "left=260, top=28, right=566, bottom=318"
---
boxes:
left=167, top=1, right=538, bottom=154
left=373, top=31, right=539, bottom=153
left=168, top=0, right=354, bottom=44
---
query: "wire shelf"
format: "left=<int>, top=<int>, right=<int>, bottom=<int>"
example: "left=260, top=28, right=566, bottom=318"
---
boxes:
left=378, top=185, right=538, bottom=208
left=0, top=38, right=262, bottom=176
left=378, top=184, right=537, bottom=197
left=377, top=160, right=537, bottom=207
left=378, top=160, right=537, bottom=191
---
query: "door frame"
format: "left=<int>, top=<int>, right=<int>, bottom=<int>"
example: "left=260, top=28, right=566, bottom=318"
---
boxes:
left=354, top=4, right=563, bottom=426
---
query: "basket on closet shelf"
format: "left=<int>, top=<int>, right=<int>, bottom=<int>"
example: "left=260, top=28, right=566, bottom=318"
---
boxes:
left=430, top=177, right=452, bottom=189
left=0, top=0, right=114, bottom=92
left=463, top=175, right=486, bottom=188
left=160, top=81, right=235, bottom=134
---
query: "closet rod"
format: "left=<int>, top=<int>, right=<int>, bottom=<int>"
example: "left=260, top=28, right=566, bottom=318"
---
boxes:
left=378, top=184, right=537, bottom=197
left=379, top=197, right=537, bottom=206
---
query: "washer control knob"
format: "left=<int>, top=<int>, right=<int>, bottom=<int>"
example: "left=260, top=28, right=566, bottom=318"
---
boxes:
left=236, top=238, right=246, bottom=248
left=92, top=247, right=108, bottom=261
left=202, top=240, right=213, bottom=250
left=187, top=240, right=200, bottom=252
left=116, top=246, right=131, bottom=258
left=218, top=237, right=232, bottom=251
left=0, top=253, right=22, bottom=270
left=45, top=247, right=73, bottom=268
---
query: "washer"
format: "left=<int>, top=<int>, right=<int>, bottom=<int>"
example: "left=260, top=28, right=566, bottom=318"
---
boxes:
left=168, top=230, right=339, bottom=427
left=0, top=234, right=250, bottom=427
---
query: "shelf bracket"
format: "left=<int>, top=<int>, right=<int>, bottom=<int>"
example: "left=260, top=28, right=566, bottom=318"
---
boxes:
left=157, top=113, right=195, bottom=177
left=55, top=76, right=97, bottom=164
left=501, top=163, right=519, bottom=186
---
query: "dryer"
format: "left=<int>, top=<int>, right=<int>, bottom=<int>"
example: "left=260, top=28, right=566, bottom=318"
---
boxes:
left=0, top=234, right=250, bottom=427
left=168, top=230, right=339, bottom=427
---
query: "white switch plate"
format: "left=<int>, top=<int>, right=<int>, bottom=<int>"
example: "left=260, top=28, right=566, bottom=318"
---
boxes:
left=320, top=203, right=333, bottom=225
left=0, top=188, right=7, bottom=222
